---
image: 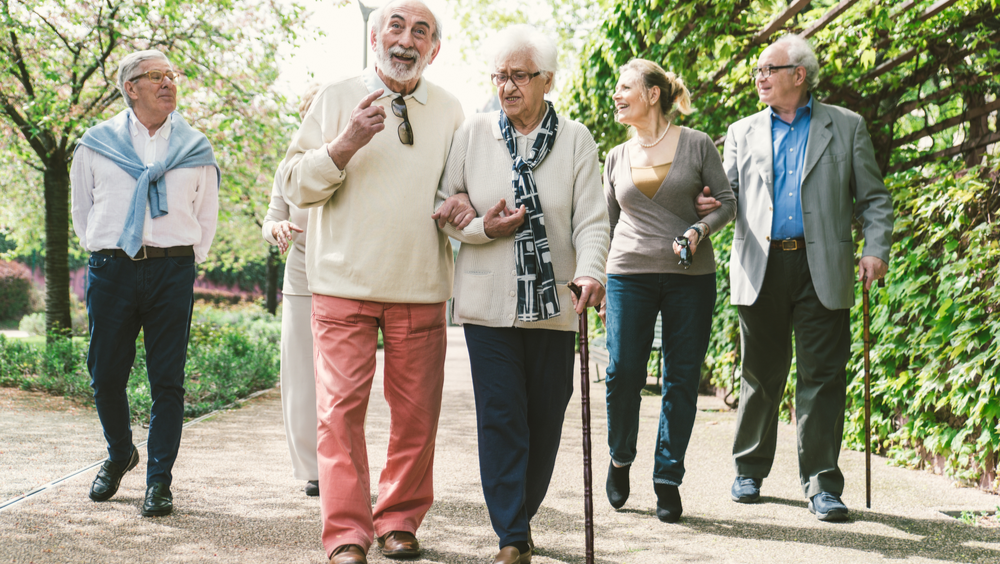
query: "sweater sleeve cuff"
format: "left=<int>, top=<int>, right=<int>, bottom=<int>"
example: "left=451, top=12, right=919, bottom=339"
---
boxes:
left=262, top=221, right=278, bottom=246
left=304, top=147, right=347, bottom=186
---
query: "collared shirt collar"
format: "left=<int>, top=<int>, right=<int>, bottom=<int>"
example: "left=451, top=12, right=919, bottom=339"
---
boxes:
left=769, top=94, right=813, bottom=125
left=127, top=108, right=172, bottom=140
left=362, top=66, right=428, bottom=105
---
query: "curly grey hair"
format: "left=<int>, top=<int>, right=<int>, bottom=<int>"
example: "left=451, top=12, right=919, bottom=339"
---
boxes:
left=490, top=24, right=558, bottom=81
left=773, top=35, right=820, bottom=90
left=116, top=50, right=170, bottom=108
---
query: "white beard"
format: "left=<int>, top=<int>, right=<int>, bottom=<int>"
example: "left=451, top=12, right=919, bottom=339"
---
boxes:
left=374, top=36, right=432, bottom=84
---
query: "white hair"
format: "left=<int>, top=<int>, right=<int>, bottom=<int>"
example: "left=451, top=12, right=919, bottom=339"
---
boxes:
left=774, top=35, right=820, bottom=90
left=371, top=0, right=442, bottom=45
left=490, top=24, right=558, bottom=80
left=117, top=50, right=170, bottom=108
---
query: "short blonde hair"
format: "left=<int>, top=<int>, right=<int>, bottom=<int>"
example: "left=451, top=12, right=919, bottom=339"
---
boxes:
left=619, top=59, right=692, bottom=118
left=298, top=83, right=322, bottom=120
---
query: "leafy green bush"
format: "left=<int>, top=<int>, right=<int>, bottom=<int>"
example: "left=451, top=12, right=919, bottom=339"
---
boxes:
left=0, top=303, right=280, bottom=423
left=0, top=260, right=32, bottom=321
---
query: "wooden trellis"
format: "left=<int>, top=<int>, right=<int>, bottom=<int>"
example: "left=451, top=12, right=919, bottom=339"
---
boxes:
left=695, top=0, right=1000, bottom=176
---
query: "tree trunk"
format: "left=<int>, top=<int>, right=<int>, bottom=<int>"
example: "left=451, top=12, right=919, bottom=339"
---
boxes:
left=43, top=159, right=73, bottom=341
left=266, top=245, right=279, bottom=315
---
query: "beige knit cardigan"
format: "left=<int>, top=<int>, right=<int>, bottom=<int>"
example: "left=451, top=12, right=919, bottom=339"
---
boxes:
left=436, top=111, right=610, bottom=332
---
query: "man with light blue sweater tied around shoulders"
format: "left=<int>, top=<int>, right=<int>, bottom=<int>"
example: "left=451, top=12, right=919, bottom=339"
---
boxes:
left=71, top=49, right=220, bottom=518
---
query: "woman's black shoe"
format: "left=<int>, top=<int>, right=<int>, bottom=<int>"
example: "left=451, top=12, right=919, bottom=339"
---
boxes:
left=654, top=482, right=682, bottom=523
left=606, top=461, right=630, bottom=509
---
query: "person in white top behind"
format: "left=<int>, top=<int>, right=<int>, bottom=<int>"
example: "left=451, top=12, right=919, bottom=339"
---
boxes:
left=261, top=83, right=321, bottom=498
left=70, top=49, right=220, bottom=518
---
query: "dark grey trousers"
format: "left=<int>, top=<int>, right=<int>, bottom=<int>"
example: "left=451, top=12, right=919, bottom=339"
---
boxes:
left=732, top=249, right=851, bottom=499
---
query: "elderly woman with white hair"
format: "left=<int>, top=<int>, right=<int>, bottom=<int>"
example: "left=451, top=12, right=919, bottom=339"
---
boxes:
left=435, top=24, right=609, bottom=564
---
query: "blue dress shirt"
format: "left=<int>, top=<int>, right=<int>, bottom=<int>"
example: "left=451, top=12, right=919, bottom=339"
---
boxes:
left=770, top=96, right=813, bottom=241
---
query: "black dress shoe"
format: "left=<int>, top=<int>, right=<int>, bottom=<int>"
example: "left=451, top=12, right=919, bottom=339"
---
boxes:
left=141, top=482, right=173, bottom=517
left=654, top=482, right=682, bottom=523
left=606, top=461, right=630, bottom=509
left=89, top=446, right=139, bottom=502
left=305, top=480, right=320, bottom=497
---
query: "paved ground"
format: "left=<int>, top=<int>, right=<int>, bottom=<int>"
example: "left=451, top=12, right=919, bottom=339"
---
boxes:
left=2, top=327, right=999, bottom=563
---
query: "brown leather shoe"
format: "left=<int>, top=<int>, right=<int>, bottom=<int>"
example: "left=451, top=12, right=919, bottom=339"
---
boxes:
left=330, top=544, right=366, bottom=564
left=377, top=531, right=420, bottom=559
left=492, top=545, right=532, bottom=564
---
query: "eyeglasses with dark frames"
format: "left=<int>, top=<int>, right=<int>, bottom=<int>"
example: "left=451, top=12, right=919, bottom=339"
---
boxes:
left=750, top=65, right=797, bottom=79
left=391, top=96, right=413, bottom=146
left=490, top=71, right=541, bottom=87
left=129, top=70, right=183, bottom=84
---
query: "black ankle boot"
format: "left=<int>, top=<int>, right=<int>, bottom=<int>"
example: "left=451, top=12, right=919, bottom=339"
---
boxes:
left=606, top=461, right=630, bottom=509
left=654, top=482, right=682, bottom=523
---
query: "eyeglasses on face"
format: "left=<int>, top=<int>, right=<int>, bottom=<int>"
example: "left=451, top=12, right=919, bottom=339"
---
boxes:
left=391, top=96, right=413, bottom=146
left=129, top=70, right=183, bottom=84
left=490, top=71, right=541, bottom=87
left=750, top=65, right=797, bottom=80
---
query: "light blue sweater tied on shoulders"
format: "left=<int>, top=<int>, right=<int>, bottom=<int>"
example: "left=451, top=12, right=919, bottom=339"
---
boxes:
left=76, top=109, right=220, bottom=257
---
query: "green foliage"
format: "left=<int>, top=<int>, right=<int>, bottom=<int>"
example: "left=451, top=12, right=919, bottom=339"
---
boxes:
left=841, top=158, right=1000, bottom=486
left=567, top=0, right=1000, bottom=489
left=0, top=303, right=280, bottom=422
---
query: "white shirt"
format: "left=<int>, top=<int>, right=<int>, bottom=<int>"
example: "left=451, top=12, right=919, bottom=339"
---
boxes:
left=71, top=110, right=219, bottom=263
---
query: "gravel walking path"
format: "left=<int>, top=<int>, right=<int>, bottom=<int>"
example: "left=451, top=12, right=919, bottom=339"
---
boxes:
left=1, top=327, right=998, bottom=563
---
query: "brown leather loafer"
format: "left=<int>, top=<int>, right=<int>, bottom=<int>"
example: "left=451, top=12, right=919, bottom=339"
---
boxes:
left=492, top=545, right=532, bottom=564
left=330, top=544, right=366, bottom=564
left=377, top=531, right=420, bottom=559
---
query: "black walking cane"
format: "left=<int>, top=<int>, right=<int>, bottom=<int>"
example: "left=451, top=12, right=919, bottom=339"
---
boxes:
left=862, top=277, right=884, bottom=509
left=567, top=282, right=595, bottom=564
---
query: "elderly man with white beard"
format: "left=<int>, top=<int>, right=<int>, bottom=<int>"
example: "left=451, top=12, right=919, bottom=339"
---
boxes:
left=281, top=1, right=472, bottom=563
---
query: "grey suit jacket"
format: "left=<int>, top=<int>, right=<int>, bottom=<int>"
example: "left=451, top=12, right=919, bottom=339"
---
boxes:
left=723, top=101, right=894, bottom=310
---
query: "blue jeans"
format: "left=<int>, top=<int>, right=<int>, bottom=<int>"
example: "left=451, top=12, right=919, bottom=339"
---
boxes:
left=86, top=252, right=196, bottom=486
left=464, top=324, right=575, bottom=549
left=604, top=272, right=716, bottom=485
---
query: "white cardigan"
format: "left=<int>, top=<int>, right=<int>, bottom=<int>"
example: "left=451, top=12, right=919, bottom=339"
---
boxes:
left=436, top=111, right=610, bottom=332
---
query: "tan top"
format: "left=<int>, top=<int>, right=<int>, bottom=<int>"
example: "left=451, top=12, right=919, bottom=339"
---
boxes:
left=281, top=72, right=465, bottom=303
left=261, top=162, right=311, bottom=296
left=631, top=163, right=672, bottom=199
left=436, top=112, right=610, bottom=333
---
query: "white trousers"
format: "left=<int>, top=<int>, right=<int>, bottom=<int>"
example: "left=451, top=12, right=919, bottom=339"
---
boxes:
left=280, top=294, right=319, bottom=480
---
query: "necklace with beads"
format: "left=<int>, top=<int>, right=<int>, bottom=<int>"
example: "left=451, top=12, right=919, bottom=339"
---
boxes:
left=637, top=122, right=671, bottom=148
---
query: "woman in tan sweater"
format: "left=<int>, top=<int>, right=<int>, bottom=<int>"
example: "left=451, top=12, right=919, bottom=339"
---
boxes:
left=436, top=24, right=608, bottom=564
left=602, top=59, right=736, bottom=522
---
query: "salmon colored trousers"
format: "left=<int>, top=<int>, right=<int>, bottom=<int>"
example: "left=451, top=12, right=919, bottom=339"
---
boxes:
left=311, top=295, right=447, bottom=557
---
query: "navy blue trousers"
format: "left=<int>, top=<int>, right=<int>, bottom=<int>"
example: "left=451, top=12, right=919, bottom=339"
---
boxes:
left=86, top=252, right=196, bottom=486
left=464, top=324, right=575, bottom=549
left=604, top=272, right=716, bottom=485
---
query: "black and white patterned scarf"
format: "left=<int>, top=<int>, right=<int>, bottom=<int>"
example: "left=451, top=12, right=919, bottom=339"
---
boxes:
left=499, top=101, right=561, bottom=322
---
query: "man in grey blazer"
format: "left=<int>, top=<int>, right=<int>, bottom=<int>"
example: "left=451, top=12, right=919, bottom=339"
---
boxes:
left=721, top=35, right=893, bottom=522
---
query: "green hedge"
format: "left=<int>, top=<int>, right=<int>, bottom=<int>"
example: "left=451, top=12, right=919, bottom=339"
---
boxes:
left=702, top=156, right=1000, bottom=490
left=0, top=303, right=280, bottom=422
left=0, top=260, right=32, bottom=321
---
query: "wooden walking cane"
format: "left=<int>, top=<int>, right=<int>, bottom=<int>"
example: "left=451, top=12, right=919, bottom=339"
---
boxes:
left=567, top=282, right=595, bottom=564
left=862, top=277, right=885, bottom=510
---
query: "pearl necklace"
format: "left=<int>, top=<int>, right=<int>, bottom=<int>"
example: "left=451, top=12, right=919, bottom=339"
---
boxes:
left=637, top=122, right=671, bottom=148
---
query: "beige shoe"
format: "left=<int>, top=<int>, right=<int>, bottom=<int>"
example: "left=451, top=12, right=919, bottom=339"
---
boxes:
left=492, top=545, right=531, bottom=564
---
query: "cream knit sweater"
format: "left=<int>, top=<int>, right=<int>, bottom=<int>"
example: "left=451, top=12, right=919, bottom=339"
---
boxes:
left=436, top=111, right=610, bottom=332
left=282, top=75, right=464, bottom=303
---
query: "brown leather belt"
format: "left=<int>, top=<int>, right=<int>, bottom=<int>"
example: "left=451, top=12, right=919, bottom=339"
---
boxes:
left=97, top=246, right=194, bottom=260
left=770, top=238, right=806, bottom=251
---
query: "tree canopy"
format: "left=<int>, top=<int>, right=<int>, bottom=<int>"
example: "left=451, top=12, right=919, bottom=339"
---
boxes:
left=0, top=0, right=308, bottom=335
